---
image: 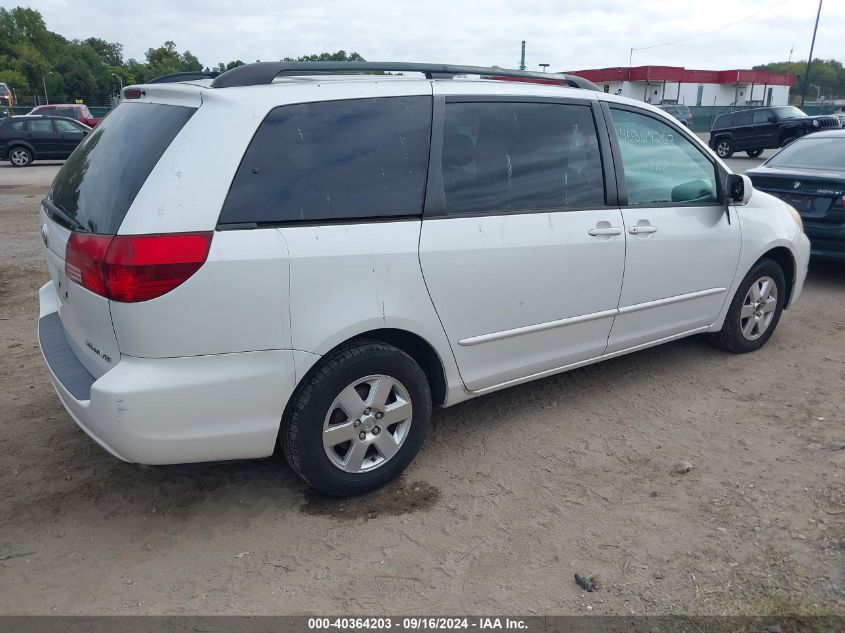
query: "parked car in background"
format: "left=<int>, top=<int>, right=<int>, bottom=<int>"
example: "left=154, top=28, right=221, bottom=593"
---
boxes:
left=709, top=106, right=840, bottom=159
left=835, top=107, right=845, bottom=126
left=36, top=62, right=809, bottom=496
left=657, top=103, right=693, bottom=127
left=746, top=129, right=845, bottom=260
left=28, top=103, right=102, bottom=128
left=0, top=82, right=13, bottom=107
left=0, top=115, right=90, bottom=166
left=0, top=106, right=9, bottom=119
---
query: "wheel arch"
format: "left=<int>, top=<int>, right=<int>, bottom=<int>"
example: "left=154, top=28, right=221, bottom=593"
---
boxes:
left=7, top=140, right=36, bottom=158
left=294, top=328, right=451, bottom=408
left=760, top=246, right=796, bottom=308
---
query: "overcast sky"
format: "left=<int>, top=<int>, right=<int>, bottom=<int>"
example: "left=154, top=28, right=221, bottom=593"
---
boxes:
left=5, top=0, right=844, bottom=72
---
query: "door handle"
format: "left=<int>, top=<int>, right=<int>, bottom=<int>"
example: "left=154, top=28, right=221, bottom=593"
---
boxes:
left=588, top=226, right=622, bottom=236
left=628, top=225, right=658, bottom=235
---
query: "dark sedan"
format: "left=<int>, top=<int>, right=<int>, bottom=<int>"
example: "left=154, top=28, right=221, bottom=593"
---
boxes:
left=746, top=129, right=845, bottom=259
left=0, top=115, right=90, bottom=167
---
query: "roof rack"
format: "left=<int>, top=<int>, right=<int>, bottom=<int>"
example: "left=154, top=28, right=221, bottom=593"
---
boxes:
left=149, top=71, right=220, bottom=84
left=209, top=62, right=600, bottom=91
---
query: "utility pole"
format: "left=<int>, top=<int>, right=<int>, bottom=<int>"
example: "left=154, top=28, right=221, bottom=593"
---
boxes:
left=800, top=0, right=823, bottom=107
left=519, top=41, right=526, bottom=70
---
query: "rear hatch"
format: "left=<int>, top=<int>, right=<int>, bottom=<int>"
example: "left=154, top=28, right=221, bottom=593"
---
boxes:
left=40, top=101, right=197, bottom=380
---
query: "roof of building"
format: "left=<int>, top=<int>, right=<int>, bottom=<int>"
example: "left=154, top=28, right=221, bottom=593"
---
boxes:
left=565, top=66, right=795, bottom=86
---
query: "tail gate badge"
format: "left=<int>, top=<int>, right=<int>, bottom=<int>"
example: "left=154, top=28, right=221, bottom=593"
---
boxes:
left=793, top=181, right=802, bottom=190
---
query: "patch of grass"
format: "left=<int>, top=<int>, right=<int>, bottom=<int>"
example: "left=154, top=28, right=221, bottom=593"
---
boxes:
left=681, top=546, right=842, bottom=619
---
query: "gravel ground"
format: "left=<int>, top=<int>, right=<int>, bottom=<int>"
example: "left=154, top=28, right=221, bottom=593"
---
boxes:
left=1, top=161, right=843, bottom=616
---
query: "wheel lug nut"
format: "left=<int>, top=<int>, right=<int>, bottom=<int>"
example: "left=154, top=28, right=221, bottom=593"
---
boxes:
left=364, top=408, right=371, bottom=415
left=359, top=432, right=367, bottom=440
left=373, top=426, right=381, bottom=435
left=354, top=420, right=361, bottom=427
left=375, top=412, right=384, bottom=420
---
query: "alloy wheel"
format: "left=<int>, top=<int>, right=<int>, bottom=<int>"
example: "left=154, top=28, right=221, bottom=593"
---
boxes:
left=740, top=276, right=778, bottom=341
left=10, top=148, right=29, bottom=166
left=322, top=374, right=413, bottom=473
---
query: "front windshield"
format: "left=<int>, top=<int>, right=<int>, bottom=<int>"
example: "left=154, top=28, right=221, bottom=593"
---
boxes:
left=767, top=137, right=845, bottom=170
left=773, top=106, right=807, bottom=119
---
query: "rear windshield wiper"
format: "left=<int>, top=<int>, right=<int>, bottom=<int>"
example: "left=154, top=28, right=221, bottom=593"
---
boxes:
left=42, top=198, right=85, bottom=232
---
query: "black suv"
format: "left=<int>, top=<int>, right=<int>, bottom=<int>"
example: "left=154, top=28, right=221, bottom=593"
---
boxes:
left=709, top=106, right=840, bottom=159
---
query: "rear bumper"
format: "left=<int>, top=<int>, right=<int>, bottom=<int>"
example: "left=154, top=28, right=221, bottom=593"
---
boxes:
left=804, top=223, right=845, bottom=259
left=38, top=281, right=301, bottom=465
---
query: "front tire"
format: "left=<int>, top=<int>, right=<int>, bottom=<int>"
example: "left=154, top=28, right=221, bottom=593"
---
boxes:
left=708, top=258, right=786, bottom=354
left=9, top=146, right=32, bottom=167
left=281, top=341, right=431, bottom=496
left=714, top=138, right=734, bottom=159
left=746, top=149, right=764, bottom=158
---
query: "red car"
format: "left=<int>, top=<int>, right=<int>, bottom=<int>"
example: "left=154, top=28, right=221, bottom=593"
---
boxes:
left=28, top=103, right=102, bottom=128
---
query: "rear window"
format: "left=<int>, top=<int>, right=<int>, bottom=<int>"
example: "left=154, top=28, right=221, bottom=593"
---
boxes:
left=766, top=137, right=845, bottom=170
left=219, top=96, right=432, bottom=225
left=714, top=113, right=733, bottom=128
left=48, top=102, right=195, bottom=234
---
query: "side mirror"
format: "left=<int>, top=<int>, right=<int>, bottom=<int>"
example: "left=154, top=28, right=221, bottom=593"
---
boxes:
left=727, top=174, right=753, bottom=206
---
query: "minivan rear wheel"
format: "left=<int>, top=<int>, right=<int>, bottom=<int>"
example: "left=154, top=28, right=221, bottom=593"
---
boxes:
left=714, top=138, right=733, bottom=159
left=9, top=146, right=32, bottom=167
left=707, top=258, right=785, bottom=354
left=280, top=341, right=431, bottom=496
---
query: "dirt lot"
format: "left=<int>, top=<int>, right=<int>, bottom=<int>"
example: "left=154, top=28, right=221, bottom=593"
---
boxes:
left=0, top=161, right=843, bottom=616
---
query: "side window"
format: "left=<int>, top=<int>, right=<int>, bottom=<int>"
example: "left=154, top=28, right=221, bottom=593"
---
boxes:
left=8, top=120, right=25, bottom=131
left=28, top=119, right=53, bottom=133
left=718, top=113, right=734, bottom=128
left=54, top=119, right=81, bottom=133
left=441, top=102, right=604, bottom=215
left=734, top=111, right=752, bottom=126
left=220, top=96, right=432, bottom=225
left=752, top=109, right=771, bottom=124
left=610, top=108, right=718, bottom=206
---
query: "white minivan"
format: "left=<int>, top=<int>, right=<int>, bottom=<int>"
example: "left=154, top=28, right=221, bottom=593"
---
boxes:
left=37, top=63, right=810, bottom=495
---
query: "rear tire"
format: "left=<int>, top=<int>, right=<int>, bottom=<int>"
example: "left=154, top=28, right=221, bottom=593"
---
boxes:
left=708, top=258, right=786, bottom=354
left=280, top=340, right=431, bottom=496
left=9, top=146, right=32, bottom=167
left=714, top=138, right=734, bottom=159
left=746, top=149, right=763, bottom=158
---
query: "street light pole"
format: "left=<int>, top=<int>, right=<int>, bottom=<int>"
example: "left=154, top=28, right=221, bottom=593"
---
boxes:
left=42, top=75, right=49, bottom=105
left=800, top=0, right=823, bottom=108
left=538, top=63, right=549, bottom=73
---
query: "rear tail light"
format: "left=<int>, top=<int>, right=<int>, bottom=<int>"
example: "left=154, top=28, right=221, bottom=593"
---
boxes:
left=123, top=88, right=143, bottom=99
left=66, top=232, right=213, bottom=302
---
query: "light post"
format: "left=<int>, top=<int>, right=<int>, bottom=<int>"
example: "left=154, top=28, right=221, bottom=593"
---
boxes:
left=42, top=71, right=55, bottom=105
left=538, top=63, right=549, bottom=73
left=110, top=73, right=123, bottom=95
left=800, top=0, right=823, bottom=107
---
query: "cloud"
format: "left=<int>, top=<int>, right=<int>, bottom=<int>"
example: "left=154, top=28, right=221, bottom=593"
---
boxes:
left=6, top=0, right=844, bottom=71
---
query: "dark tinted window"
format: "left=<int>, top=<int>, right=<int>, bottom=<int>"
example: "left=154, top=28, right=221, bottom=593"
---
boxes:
left=48, top=102, right=195, bottom=234
left=28, top=119, right=52, bottom=132
left=441, top=102, right=604, bottom=215
left=716, top=113, right=734, bottom=128
left=767, top=137, right=845, bottom=170
left=752, top=109, right=772, bottom=124
left=220, top=96, right=432, bottom=225
left=734, top=111, right=752, bottom=126
left=6, top=119, right=25, bottom=131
